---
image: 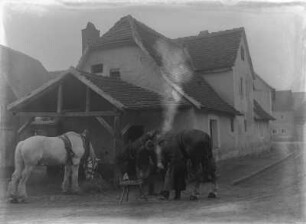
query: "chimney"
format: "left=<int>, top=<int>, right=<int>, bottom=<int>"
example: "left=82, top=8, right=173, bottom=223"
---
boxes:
left=198, top=30, right=209, bottom=37
left=82, top=22, right=100, bottom=54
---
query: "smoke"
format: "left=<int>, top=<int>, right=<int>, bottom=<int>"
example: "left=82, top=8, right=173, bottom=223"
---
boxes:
left=154, top=39, right=192, bottom=134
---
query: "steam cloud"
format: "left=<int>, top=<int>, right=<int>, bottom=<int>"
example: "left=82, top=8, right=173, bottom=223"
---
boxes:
left=154, top=39, right=192, bottom=134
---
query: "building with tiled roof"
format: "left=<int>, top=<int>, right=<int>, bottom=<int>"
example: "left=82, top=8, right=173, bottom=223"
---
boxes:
left=271, top=90, right=305, bottom=141
left=0, top=45, right=50, bottom=167
left=75, top=15, right=275, bottom=158
left=8, top=15, right=276, bottom=162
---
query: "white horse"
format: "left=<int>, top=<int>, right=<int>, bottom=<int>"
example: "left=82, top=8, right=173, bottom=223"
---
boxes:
left=7, top=130, right=99, bottom=203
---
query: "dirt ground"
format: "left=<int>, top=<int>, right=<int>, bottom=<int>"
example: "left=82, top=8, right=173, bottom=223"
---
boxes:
left=0, top=142, right=305, bottom=224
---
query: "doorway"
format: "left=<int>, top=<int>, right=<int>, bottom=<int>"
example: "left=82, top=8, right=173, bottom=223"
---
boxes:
left=124, top=125, right=144, bottom=143
left=209, top=119, right=219, bottom=149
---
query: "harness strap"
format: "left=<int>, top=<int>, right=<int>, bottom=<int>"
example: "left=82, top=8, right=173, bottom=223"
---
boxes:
left=59, top=134, right=75, bottom=165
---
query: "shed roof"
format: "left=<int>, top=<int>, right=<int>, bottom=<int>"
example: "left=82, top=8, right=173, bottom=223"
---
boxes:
left=8, top=68, right=190, bottom=112
left=80, top=71, right=190, bottom=110
left=254, top=100, right=275, bottom=121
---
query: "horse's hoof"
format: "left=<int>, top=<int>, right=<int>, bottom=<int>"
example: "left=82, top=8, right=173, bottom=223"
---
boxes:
left=189, top=195, right=199, bottom=201
left=18, top=198, right=28, bottom=203
left=159, top=196, right=169, bottom=200
left=208, top=192, right=217, bottom=199
left=139, top=195, right=148, bottom=201
left=8, top=197, right=18, bottom=203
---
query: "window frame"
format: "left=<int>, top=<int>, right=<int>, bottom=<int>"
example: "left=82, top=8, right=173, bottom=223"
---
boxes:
left=91, top=63, right=103, bottom=73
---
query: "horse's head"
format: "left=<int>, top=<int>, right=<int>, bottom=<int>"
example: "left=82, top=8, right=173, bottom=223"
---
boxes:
left=81, top=129, right=100, bottom=180
left=149, top=131, right=168, bottom=170
left=83, top=156, right=100, bottom=180
left=118, top=130, right=159, bottom=180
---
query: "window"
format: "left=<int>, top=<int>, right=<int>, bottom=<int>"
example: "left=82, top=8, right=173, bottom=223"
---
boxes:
left=91, top=63, right=103, bottom=73
left=230, top=118, right=235, bottom=132
left=239, top=77, right=244, bottom=96
left=244, top=119, right=247, bottom=132
left=110, top=68, right=120, bottom=79
left=282, top=129, right=286, bottom=134
left=241, top=46, right=245, bottom=61
left=272, top=129, right=277, bottom=134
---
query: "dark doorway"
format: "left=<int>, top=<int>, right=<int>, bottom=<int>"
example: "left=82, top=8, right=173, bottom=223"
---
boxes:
left=124, top=125, right=144, bottom=143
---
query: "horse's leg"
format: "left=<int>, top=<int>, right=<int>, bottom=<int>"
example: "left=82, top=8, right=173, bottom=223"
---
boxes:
left=7, top=169, right=22, bottom=202
left=189, top=157, right=201, bottom=200
left=7, top=141, right=24, bottom=203
left=207, top=157, right=218, bottom=198
left=62, top=165, right=71, bottom=193
left=190, top=180, right=200, bottom=200
left=17, top=165, right=34, bottom=203
left=208, top=180, right=218, bottom=198
left=71, top=164, right=80, bottom=194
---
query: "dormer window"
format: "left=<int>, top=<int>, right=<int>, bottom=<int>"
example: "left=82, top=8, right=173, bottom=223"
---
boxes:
left=91, top=63, right=103, bottom=73
left=241, top=46, right=245, bottom=61
left=110, top=68, right=120, bottom=79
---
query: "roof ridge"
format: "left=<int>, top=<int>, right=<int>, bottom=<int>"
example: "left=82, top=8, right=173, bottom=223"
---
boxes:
left=175, top=27, right=244, bottom=42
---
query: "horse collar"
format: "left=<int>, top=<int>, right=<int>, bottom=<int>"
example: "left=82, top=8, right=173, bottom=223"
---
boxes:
left=59, top=134, right=75, bottom=165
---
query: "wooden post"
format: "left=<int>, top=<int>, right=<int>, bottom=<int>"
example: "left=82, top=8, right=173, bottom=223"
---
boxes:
left=85, top=86, right=90, bottom=112
left=17, top=117, right=34, bottom=135
left=96, top=117, right=114, bottom=136
left=57, top=83, right=63, bottom=113
left=113, top=114, right=120, bottom=161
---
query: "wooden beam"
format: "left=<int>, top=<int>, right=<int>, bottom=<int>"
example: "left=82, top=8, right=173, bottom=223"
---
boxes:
left=121, top=123, right=132, bottom=136
left=7, top=70, right=69, bottom=111
left=72, top=71, right=125, bottom=111
left=57, top=83, right=63, bottom=113
left=85, top=86, right=90, bottom=112
left=96, top=117, right=114, bottom=136
left=113, top=115, right=121, bottom=163
left=15, top=111, right=119, bottom=117
left=17, top=117, right=34, bottom=135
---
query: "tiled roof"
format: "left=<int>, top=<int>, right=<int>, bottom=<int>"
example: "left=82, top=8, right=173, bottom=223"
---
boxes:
left=93, top=17, right=135, bottom=47
left=182, top=74, right=240, bottom=115
left=254, top=100, right=275, bottom=121
left=80, top=72, right=190, bottom=110
left=174, top=28, right=244, bottom=71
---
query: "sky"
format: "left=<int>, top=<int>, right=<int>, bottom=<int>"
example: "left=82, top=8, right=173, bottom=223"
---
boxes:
left=1, top=0, right=305, bottom=91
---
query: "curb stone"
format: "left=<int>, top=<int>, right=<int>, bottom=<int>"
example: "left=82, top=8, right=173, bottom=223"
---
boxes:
left=232, top=152, right=296, bottom=186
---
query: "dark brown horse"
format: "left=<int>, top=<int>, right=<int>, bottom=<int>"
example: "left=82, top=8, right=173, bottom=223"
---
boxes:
left=116, top=131, right=158, bottom=193
left=154, top=129, right=218, bottom=200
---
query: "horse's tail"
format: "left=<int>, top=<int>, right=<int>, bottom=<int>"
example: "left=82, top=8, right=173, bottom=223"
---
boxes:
left=14, top=141, right=25, bottom=174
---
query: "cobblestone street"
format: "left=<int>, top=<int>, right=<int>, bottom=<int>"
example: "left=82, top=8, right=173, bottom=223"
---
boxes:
left=0, top=142, right=304, bottom=223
